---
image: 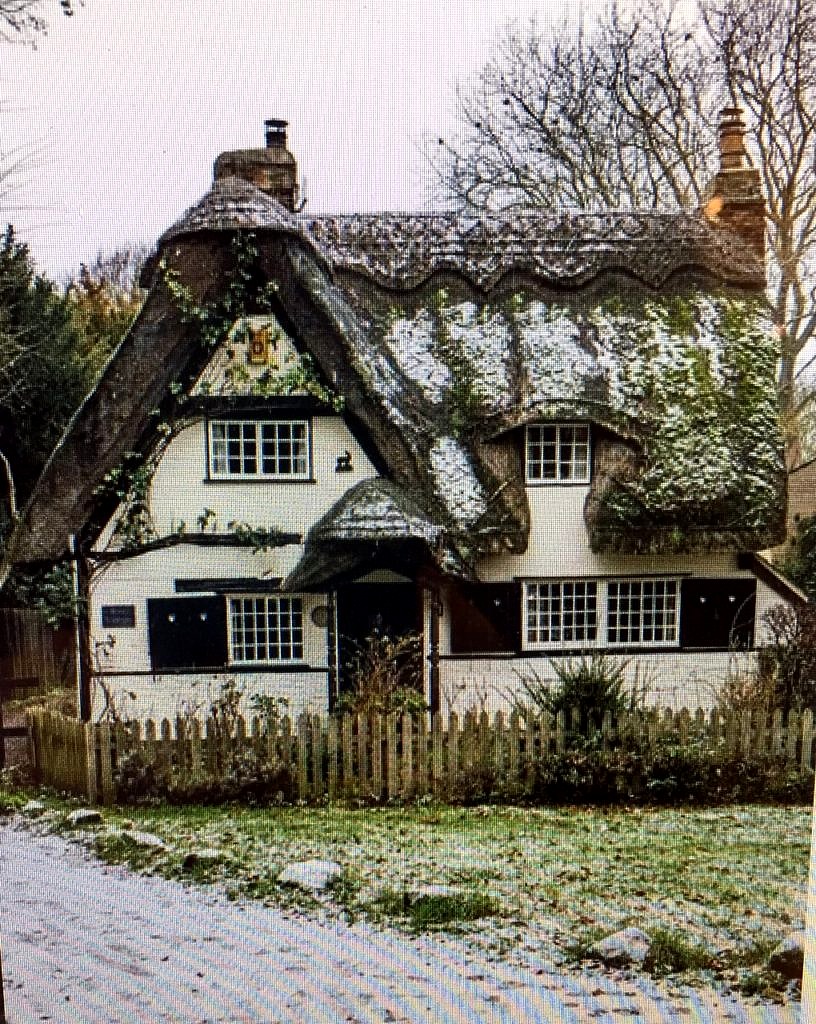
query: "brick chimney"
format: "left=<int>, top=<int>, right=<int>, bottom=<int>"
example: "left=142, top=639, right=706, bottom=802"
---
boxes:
left=213, top=118, right=299, bottom=210
left=702, top=107, right=765, bottom=260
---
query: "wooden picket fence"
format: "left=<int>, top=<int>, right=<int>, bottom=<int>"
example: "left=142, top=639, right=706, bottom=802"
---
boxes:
left=27, top=704, right=816, bottom=806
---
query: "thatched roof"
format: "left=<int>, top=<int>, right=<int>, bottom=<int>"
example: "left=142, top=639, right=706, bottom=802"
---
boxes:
left=5, top=176, right=785, bottom=575
left=284, top=478, right=471, bottom=590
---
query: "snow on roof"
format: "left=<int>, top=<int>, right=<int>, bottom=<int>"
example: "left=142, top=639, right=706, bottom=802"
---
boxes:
left=9, top=177, right=784, bottom=568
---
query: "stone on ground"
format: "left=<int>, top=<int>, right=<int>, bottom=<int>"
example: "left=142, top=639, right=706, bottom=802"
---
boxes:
left=409, top=884, right=458, bottom=903
left=121, top=830, right=166, bottom=850
left=66, top=808, right=102, bottom=827
left=587, top=927, right=652, bottom=966
left=279, top=859, right=343, bottom=891
left=182, top=848, right=223, bottom=870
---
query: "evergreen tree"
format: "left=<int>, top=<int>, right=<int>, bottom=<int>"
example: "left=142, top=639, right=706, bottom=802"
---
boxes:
left=0, top=225, right=92, bottom=510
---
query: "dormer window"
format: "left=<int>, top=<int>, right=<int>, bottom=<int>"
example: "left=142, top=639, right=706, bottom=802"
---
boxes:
left=525, top=423, right=590, bottom=483
left=209, top=419, right=310, bottom=480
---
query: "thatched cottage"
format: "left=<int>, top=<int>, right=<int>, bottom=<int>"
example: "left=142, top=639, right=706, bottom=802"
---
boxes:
left=6, top=112, right=803, bottom=721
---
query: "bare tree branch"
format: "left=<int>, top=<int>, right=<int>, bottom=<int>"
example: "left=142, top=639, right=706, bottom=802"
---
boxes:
left=0, top=0, right=78, bottom=44
left=430, top=0, right=816, bottom=418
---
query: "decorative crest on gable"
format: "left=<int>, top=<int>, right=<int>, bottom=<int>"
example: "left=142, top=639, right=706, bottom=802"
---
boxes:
left=191, top=315, right=303, bottom=397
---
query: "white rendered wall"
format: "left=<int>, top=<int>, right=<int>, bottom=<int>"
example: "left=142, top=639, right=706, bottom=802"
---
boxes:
left=438, top=651, right=759, bottom=716
left=435, top=482, right=795, bottom=715
left=89, top=670, right=328, bottom=724
left=88, top=413, right=375, bottom=721
left=120, top=416, right=377, bottom=574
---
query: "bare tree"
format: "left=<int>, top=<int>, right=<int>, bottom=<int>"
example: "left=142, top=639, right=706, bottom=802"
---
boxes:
left=0, top=0, right=77, bottom=45
left=432, top=0, right=816, bottom=413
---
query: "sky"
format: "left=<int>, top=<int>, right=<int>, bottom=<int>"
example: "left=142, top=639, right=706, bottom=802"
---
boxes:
left=1, top=0, right=573, bottom=278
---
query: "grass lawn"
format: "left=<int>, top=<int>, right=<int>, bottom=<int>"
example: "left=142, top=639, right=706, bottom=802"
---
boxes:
left=8, top=792, right=807, bottom=996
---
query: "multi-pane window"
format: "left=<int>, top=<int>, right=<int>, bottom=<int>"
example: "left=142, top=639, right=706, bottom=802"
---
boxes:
left=526, top=423, right=590, bottom=482
left=607, top=579, right=679, bottom=646
left=522, top=578, right=680, bottom=649
left=525, top=581, right=598, bottom=647
left=229, top=596, right=304, bottom=663
left=209, top=420, right=309, bottom=479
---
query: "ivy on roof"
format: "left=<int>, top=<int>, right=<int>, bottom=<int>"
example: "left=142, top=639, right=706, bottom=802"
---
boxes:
left=335, top=277, right=784, bottom=555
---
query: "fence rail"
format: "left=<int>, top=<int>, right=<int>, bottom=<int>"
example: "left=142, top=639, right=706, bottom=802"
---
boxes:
left=27, top=705, right=816, bottom=806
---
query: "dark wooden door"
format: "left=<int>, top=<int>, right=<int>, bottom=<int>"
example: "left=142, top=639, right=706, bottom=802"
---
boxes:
left=336, top=583, right=421, bottom=694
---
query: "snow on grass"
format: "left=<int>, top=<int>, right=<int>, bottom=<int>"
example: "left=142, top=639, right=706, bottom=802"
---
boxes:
left=36, top=798, right=809, bottom=995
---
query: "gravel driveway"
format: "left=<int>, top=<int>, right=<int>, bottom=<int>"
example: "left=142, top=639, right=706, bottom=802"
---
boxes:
left=0, top=822, right=801, bottom=1023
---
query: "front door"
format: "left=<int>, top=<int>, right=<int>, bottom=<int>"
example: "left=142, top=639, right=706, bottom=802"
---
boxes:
left=335, top=582, right=422, bottom=699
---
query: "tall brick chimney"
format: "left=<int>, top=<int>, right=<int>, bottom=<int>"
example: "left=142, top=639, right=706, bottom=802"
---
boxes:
left=702, top=107, right=765, bottom=260
left=213, top=118, right=299, bottom=210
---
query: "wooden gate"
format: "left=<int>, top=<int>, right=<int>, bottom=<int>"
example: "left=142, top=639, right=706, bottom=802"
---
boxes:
left=0, top=608, right=72, bottom=689
left=0, top=678, right=34, bottom=769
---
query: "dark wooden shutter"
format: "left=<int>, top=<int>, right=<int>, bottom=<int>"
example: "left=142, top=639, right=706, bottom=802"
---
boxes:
left=680, top=578, right=756, bottom=650
left=448, top=582, right=521, bottom=654
left=147, top=597, right=228, bottom=670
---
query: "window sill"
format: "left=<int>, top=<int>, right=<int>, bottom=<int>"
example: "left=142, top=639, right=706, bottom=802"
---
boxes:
left=525, top=480, right=591, bottom=487
left=95, top=665, right=328, bottom=676
left=203, top=477, right=317, bottom=485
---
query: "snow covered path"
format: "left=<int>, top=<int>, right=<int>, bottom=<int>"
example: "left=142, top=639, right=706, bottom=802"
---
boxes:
left=0, top=824, right=801, bottom=1023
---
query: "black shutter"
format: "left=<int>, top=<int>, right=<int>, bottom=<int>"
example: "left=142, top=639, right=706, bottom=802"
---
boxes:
left=147, top=596, right=228, bottom=670
left=680, top=578, right=756, bottom=650
left=448, top=582, right=521, bottom=654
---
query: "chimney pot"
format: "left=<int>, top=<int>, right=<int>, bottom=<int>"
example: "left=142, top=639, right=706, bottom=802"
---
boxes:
left=213, top=118, right=298, bottom=210
left=265, top=118, right=288, bottom=149
left=718, top=106, right=749, bottom=171
left=702, top=105, right=765, bottom=265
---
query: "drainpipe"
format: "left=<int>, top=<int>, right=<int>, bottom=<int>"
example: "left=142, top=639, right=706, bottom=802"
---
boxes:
left=428, top=588, right=441, bottom=716
left=803, top=775, right=816, bottom=1014
left=69, top=535, right=91, bottom=721
left=327, top=590, right=339, bottom=711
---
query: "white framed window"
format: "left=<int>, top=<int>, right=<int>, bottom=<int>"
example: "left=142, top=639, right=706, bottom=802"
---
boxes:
left=526, top=423, right=590, bottom=483
left=607, top=579, right=679, bottom=646
left=228, top=595, right=304, bottom=663
left=522, top=577, right=680, bottom=650
left=209, top=419, right=310, bottom=479
left=525, top=580, right=598, bottom=648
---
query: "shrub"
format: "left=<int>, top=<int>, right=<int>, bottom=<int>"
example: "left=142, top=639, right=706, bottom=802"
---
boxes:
left=370, top=887, right=499, bottom=930
left=643, top=928, right=714, bottom=976
left=335, top=630, right=427, bottom=716
left=780, top=513, right=816, bottom=600
left=514, top=654, right=644, bottom=738
left=114, top=739, right=295, bottom=805
left=713, top=662, right=776, bottom=718
left=757, top=603, right=816, bottom=712
left=529, top=738, right=813, bottom=806
left=0, top=769, right=26, bottom=814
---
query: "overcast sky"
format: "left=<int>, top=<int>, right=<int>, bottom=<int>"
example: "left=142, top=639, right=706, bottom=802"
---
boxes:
left=1, top=0, right=575, bottom=278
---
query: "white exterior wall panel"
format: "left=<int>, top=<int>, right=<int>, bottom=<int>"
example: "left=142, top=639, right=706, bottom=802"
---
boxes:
left=90, top=670, right=327, bottom=724
left=438, top=650, right=757, bottom=715
left=88, top=414, right=372, bottom=721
